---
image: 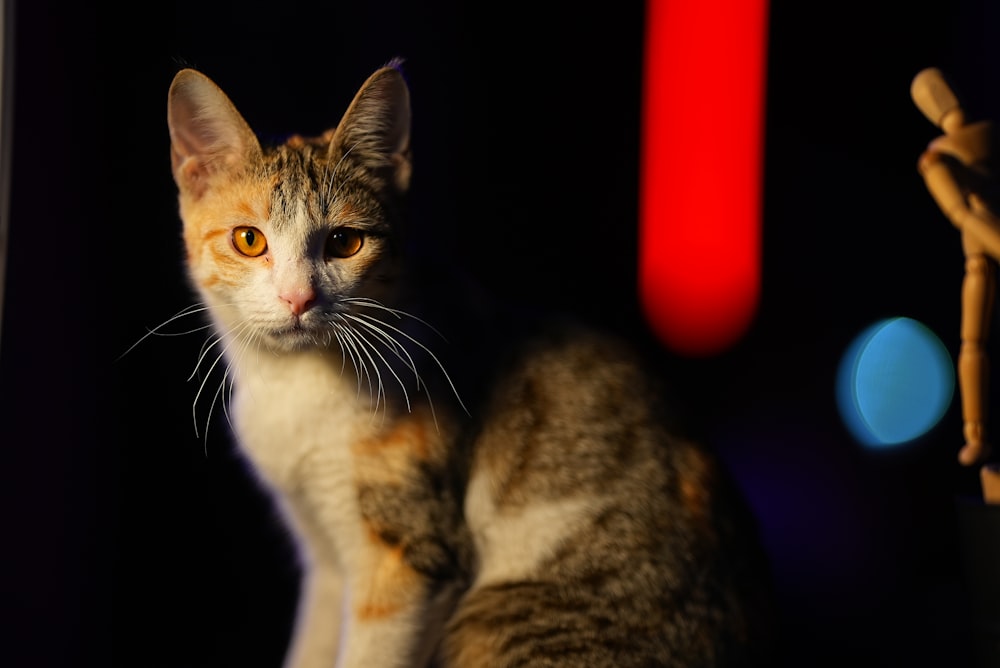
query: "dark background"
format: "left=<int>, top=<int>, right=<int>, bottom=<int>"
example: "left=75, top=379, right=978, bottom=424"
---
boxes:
left=1, top=1, right=999, bottom=666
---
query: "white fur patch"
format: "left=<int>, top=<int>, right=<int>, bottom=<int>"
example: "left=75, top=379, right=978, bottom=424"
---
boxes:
left=233, top=348, right=361, bottom=484
left=232, top=346, right=375, bottom=572
left=464, top=470, right=599, bottom=588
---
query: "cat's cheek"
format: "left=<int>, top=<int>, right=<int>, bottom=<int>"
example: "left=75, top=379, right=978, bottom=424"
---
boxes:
left=187, top=243, right=255, bottom=307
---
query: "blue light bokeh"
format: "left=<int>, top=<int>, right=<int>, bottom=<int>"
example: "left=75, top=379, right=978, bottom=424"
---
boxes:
left=836, top=317, right=954, bottom=448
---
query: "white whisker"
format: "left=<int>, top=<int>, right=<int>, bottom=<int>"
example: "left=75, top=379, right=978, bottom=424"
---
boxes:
left=190, top=335, right=223, bottom=383
left=116, top=303, right=214, bottom=361
left=344, top=312, right=423, bottom=387
left=330, top=327, right=350, bottom=377
left=342, top=297, right=448, bottom=341
left=347, top=312, right=441, bottom=429
left=192, top=347, right=227, bottom=438
left=219, top=328, right=258, bottom=440
left=344, top=319, right=412, bottom=414
left=333, top=318, right=377, bottom=406
left=348, top=311, right=468, bottom=416
left=204, top=376, right=226, bottom=456
left=323, top=141, right=361, bottom=207
left=332, top=327, right=362, bottom=395
left=191, top=321, right=253, bottom=438
left=338, top=326, right=388, bottom=418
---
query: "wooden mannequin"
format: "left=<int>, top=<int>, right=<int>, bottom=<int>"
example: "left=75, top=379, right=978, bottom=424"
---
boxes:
left=912, top=67, right=1000, bottom=500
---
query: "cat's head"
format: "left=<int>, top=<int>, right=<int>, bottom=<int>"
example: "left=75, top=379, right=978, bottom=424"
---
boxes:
left=167, top=63, right=412, bottom=352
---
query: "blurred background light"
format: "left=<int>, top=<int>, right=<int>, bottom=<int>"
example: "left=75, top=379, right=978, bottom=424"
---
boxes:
left=836, top=317, right=955, bottom=448
left=638, top=0, right=769, bottom=357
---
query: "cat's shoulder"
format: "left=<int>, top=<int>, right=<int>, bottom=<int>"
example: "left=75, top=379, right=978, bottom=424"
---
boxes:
left=464, top=310, right=671, bottom=414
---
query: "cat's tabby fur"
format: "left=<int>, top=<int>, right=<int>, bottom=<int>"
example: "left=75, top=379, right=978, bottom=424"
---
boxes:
left=165, top=60, right=773, bottom=667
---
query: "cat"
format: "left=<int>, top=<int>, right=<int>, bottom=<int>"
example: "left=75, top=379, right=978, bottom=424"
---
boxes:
left=164, top=59, right=774, bottom=668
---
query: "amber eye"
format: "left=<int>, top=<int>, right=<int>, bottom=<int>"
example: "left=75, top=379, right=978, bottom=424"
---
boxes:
left=233, top=226, right=268, bottom=257
left=326, top=228, right=364, bottom=259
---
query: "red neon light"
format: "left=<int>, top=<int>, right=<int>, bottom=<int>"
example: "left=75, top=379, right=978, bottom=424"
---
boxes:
left=640, top=0, right=769, bottom=356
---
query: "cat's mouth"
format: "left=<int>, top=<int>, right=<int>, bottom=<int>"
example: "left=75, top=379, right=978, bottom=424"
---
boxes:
left=265, top=318, right=326, bottom=350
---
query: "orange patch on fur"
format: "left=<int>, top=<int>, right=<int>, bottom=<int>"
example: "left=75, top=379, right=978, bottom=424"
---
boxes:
left=355, top=530, right=422, bottom=621
left=352, top=415, right=437, bottom=487
left=680, top=478, right=708, bottom=520
left=387, top=418, right=431, bottom=459
left=679, top=445, right=714, bottom=522
left=442, top=629, right=501, bottom=668
left=181, top=175, right=273, bottom=282
left=233, top=178, right=273, bottom=221
left=234, top=198, right=262, bottom=220
left=335, top=200, right=359, bottom=219
left=353, top=414, right=432, bottom=459
left=201, top=227, right=231, bottom=244
left=200, top=274, right=221, bottom=288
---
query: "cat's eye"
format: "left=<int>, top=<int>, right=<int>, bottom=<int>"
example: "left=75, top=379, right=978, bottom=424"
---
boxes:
left=233, top=226, right=268, bottom=257
left=326, top=228, right=364, bottom=259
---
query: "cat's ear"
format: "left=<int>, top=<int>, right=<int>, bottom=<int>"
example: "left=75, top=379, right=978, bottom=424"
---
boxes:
left=167, top=69, right=262, bottom=198
left=329, top=64, right=412, bottom=193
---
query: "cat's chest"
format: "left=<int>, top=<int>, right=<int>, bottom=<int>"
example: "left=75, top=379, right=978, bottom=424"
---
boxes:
left=230, top=349, right=371, bottom=487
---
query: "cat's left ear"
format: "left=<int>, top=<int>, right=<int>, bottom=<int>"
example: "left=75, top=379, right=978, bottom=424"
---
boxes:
left=329, top=64, right=412, bottom=193
left=167, top=69, right=263, bottom=198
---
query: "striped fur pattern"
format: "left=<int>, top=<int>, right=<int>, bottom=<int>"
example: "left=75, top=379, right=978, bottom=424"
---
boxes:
left=166, top=62, right=771, bottom=668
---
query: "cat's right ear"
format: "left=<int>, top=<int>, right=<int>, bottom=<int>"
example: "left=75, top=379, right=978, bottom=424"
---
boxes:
left=167, top=69, right=262, bottom=198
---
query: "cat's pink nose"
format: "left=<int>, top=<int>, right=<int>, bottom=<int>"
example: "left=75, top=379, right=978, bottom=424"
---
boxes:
left=281, top=287, right=316, bottom=316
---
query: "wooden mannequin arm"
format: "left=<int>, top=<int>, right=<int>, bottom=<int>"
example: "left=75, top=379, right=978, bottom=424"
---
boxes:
left=920, top=155, right=1000, bottom=259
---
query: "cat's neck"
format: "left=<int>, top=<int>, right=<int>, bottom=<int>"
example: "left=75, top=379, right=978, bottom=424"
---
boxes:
left=229, top=344, right=405, bottom=484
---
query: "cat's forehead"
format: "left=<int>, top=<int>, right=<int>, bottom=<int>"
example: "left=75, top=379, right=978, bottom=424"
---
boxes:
left=264, top=143, right=326, bottom=202
left=254, top=139, right=383, bottom=229
left=263, top=138, right=330, bottom=180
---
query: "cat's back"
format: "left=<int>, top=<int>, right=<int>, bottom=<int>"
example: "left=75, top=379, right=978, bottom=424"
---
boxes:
left=442, top=319, right=773, bottom=667
left=468, top=320, right=680, bottom=502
